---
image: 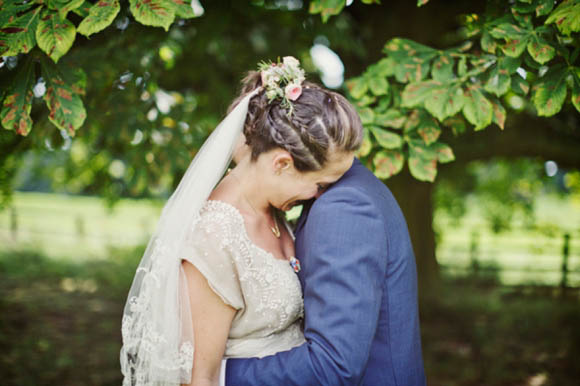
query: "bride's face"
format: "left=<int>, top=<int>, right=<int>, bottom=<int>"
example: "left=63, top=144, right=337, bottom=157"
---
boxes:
left=269, top=151, right=355, bottom=211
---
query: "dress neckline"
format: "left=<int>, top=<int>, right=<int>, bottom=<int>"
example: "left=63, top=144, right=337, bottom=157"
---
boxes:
left=205, top=199, right=294, bottom=263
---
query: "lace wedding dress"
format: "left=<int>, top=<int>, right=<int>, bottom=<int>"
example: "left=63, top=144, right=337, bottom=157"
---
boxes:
left=184, top=199, right=306, bottom=358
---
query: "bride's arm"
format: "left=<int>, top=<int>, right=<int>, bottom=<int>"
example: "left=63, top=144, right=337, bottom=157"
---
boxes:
left=181, top=260, right=236, bottom=386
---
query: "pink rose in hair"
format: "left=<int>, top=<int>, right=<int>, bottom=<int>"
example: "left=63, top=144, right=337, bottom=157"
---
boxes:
left=285, top=83, right=302, bottom=101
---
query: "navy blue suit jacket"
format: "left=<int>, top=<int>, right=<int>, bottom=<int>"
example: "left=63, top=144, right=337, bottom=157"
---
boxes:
left=226, top=159, right=426, bottom=385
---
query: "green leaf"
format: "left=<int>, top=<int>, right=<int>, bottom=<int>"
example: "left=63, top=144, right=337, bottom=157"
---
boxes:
left=457, top=56, right=467, bottom=76
left=375, top=109, right=406, bottom=129
left=511, top=74, right=530, bottom=95
left=384, top=38, right=438, bottom=61
left=535, top=0, right=555, bottom=16
left=77, top=0, right=121, bottom=37
left=545, top=0, right=580, bottom=36
left=358, top=127, right=372, bottom=157
left=408, top=142, right=437, bottom=182
left=484, top=56, right=520, bottom=97
left=512, top=2, right=535, bottom=14
left=403, top=109, right=421, bottom=132
left=401, top=80, right=443, bottom=108
left=527, top=36, right=556, bottom=64
left=532, top=65, right=568, bottom=116
left=308, top=0, right=345, bottom=23
left=0, top=7, right=41, bottom=56
left=172, top=0, right=204, bottom=18
left=62, top=66, right=87, bottom=96
left=373, top=150, right=404, bottom=179
left=385, top=38, right=437, bottom=81
left=346, top=77, right=368, bottom=99
left=417, top=116, right=441, bottom=145
left=369, top=125, right=403, bottom=149
left=368, top=76, right=389, bottom=96
left=484, top=70, right=510, bottom=97
left=0, top=1, right=35, bottom=27
left=375, top=94, right=392, bottom=112
left=358, top=107, right=374, bottom=125
left=40, top=56, right=87, bottom=135
left=130, top=0, right=175, bottom=31
left=481, top=31, right=497, bottom=54
left=425, top=84, right=465, bottom=121
left=54, top=0, right=85, bottom=20
left=36, top=10, right=76, bottom=63
left=0, top=58, right=34, bottom=135
left=355, top=94, right=377, bottom=107
left=374, top=57, right=396, bottom=77
left=462, top=86, right=493, bottom=130
left=489, top=97, right=506, bottom=129
left=490, top=23, right=532, bottom=57
left=417, top=0, right=430, bottom=7
left=511, top=8, right=533, bottom=28
left=395, top=59, right=431, bottom=83
left=431, top=54, right=454, bottom=82
left=433, top=142, right=455, bottom=163
left=572, top=75, right=580, bottom=113
left=442, top=115, right=467, bottom=136
left=72, top=1, right=93, bottom=18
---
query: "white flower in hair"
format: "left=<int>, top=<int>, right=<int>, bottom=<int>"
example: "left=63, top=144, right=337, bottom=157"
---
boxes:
left=258, top=56, right=306, bottom=116
left=283, top=56, right=300, bottom=68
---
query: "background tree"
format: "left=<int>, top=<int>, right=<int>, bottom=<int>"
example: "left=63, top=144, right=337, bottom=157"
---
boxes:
left=2, top=0, right=579, bottom=286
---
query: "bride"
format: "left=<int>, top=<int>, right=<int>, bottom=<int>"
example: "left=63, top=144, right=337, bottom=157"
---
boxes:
left=120, top=57, right=362, bottom=385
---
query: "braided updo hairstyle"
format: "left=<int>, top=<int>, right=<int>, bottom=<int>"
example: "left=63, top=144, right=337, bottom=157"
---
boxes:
left=228, top=71, right=363, bottom=172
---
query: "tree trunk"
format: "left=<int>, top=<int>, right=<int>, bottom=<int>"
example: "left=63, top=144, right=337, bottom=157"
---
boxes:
left=386, top=171, right=439, bottom=290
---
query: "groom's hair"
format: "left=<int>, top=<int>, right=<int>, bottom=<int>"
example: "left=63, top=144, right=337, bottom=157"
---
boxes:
left=228, top=71, right=363, bottom=172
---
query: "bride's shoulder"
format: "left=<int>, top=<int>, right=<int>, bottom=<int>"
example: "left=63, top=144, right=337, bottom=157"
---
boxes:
left=196, top=199, right=245, bottom=235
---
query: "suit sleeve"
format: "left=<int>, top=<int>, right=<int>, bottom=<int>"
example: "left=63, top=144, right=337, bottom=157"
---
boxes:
left=226, top=186, right=388, bottom=385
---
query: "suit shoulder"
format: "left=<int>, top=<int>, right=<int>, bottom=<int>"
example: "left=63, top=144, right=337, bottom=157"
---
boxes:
left=332, top=161, right=393, bottom=201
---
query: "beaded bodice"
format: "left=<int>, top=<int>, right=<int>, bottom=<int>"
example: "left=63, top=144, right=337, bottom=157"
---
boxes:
left=185, top=200, right=305, bottom=358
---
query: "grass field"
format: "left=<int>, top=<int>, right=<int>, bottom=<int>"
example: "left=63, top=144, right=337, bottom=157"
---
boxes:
left=1, top=247, right=578, bottom=386
left=434, top=194, right=580, bottom=286
left=0, top=192, right=163, bottom=260
left=1, top=191, right=579, bottom=286
left=1, top=193, right=579, bottom=385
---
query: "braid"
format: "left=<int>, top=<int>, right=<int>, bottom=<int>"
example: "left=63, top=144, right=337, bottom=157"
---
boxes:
left=228, top=70, right=362, bottom=172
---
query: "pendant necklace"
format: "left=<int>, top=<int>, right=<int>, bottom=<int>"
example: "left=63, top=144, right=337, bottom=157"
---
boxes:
left=229, top=172, right=299, bottom=271
left=270, top=209, right=281, bottom=238
left=230, top=172, right=280, bottom=238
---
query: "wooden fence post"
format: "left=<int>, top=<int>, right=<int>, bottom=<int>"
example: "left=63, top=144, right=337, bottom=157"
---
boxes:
left=75, top=214, right=86, bottom=240
left=10, top=206, right=18, bottom=241
left=470, top=231, right=480, bottom=275
left=560, top=233, right=570, bottom=289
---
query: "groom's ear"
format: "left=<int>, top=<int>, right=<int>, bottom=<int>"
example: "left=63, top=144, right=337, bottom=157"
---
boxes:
left=272, top=150, right=294, bottom=175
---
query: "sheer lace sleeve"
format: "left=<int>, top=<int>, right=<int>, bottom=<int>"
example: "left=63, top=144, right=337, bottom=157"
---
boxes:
left=182, top=202, right=245, bottom=310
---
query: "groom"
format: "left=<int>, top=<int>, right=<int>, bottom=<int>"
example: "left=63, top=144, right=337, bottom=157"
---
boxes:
left=224, top=158, right=426, bottom=385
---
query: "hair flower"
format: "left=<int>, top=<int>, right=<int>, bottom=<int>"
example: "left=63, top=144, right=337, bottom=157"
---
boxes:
left=258, top=56, right=306, bottom=116
left=282, top=56, right=300, bottom=68
left=285, top=83, right=302, bottom=101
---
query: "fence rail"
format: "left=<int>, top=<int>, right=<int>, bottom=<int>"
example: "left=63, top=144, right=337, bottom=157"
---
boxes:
left=437, top=228, right=580, bottom=288
left=3, top=199, right=580, bottom=287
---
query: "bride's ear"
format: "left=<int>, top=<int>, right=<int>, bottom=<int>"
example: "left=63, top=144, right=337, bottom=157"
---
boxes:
left=272, top=150, right=294, bottom=175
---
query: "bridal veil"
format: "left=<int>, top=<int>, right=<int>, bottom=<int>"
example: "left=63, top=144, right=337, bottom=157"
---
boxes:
left=120, top=88, right=260, bottom=385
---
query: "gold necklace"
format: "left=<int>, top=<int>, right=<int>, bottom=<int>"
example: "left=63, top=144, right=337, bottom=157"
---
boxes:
left=270, top=210, right=281, bottom=238
left=230, top=172, right=280, bottom=238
